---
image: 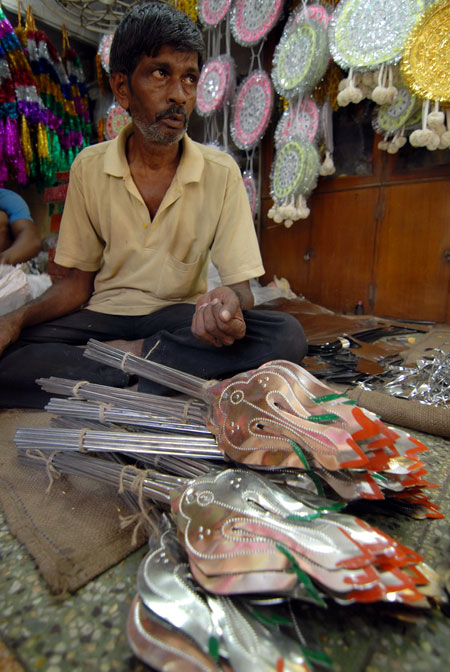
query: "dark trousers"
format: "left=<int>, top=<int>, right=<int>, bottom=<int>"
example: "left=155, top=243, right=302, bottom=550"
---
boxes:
left=0, top=304, right=307, bottom=408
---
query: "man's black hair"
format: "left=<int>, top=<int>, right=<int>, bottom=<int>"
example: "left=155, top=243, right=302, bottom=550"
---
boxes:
left=109, top=1, right=205, bottom=77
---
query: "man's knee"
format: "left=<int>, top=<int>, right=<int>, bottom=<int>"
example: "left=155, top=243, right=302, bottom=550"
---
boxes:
left=269, top=312, right=307, bottom=363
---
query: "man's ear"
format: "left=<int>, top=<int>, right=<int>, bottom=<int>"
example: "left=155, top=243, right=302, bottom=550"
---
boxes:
left=109, top=72, right=130, bottom=110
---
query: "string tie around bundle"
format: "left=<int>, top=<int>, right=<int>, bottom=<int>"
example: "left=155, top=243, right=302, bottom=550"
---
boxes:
left=97, top=403, right=112, bottom=424
left=25, top=448, right=61, bottom=493
left=118, top=465, right=158, bottom=546
left=71, top=380, right=89, bottom=399
left=182, top=398, right=195, bottom=424
left=120, top=352, right=132, bottom=371
left=77, top=428, right=88, bottom=453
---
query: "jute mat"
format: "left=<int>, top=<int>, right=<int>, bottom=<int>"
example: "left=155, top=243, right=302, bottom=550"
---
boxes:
left=0, top=409, right=146, bottom=595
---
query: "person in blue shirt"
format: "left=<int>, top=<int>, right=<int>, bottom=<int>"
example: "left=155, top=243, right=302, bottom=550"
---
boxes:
left=0, top=188, right=41, bottom=265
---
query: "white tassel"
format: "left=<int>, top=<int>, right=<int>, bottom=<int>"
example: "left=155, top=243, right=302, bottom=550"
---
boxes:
left=320, top=150, right=336, bottom=175
left=410, top=100, right=433, bottom=147
left=439, top=109, right=450, bottom=148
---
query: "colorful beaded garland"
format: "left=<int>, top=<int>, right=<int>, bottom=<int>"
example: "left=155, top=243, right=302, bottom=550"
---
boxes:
left=329, top=0, right=425, bottom=70
left=198, top=0, right=232, bottom=28
left=105, top=102, right=131, bottom=140
left=230, top=0, right=284, bottom=47
left=196, top=56, right=234, bottom=116
left=275, top=99, right=320, bottom=147
left=230, top=70, right=273, bottom=150
left=98, top=34, right=114, bottom=74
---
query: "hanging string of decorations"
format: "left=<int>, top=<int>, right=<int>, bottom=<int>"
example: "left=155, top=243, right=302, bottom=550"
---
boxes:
left=0, top=5, right=48, bottom=185
left=0, top=5, right=92, bottom=187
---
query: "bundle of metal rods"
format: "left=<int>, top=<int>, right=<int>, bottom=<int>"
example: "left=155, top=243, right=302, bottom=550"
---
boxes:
left=14, top=426, right=224, bottom=459
left=83, top=340, right=212, bottom=402
left=17, top=449, right=180, bottom=504
left=44, top=397, right=212, bottom=436
left=37, top=377, right=207, bottom=425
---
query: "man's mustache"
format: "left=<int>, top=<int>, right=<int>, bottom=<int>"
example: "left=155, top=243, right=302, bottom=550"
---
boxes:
left=155, top=106, right=187, bottom=123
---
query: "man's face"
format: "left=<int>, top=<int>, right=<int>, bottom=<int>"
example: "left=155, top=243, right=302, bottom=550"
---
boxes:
left=114, top=45, right=200, bottom=145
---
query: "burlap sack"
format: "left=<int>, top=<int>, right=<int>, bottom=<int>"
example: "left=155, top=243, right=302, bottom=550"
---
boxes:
left=0, top=409, right=146, bottom=594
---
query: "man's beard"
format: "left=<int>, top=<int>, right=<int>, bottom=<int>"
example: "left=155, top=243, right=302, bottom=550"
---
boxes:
left=132, top=106, right=188, bottom=145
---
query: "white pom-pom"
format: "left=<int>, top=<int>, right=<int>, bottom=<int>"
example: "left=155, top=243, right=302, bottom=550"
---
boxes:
left=409, top=129, right=433, bottom=147
left=283, top=219, right=294, bottom=229
left=393, top=135, right=407, bottom=148
left=267, top=207, right=275, bottom=219
left=337, top=89, right=351, bottom=107
left=377, top=140, right=389, bottom=151
left=385, top=86, right=398, bottom=104
left=299, top=205, right=310, bottom=219
left=273, top=212, right=283, bottom=224
left=438, top=130, right=450, bottom=149
left=387, top=142, right=399, bottom=154
left=371, top=86, right=389, bottom=105
left=338, top=78, right=349, bottom=92
left=426, top=132, right=441, bottom=151
left=428, top=111, right=445, bottom=130
left=348, top=85, right=364, bottom=104
left=320, top=151, right=336, bottom=176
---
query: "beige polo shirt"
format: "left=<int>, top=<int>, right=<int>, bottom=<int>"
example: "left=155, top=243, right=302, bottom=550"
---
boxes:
left=55, top=125, right=265, bottom=316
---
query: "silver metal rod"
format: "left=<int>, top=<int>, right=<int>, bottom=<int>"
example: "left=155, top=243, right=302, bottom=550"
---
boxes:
left=37, top=377, right=207, bottom=424
left=45, top=398, right=211, bottom=435
left=83, top=339, right=213, bottom=402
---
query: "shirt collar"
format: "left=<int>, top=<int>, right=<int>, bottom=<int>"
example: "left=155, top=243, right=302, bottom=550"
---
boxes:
left=104, top=123, right=204, bottom=183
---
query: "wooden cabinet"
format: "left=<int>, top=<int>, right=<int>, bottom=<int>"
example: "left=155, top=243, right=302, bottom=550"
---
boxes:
left=260, top=110, right=450, bottom=323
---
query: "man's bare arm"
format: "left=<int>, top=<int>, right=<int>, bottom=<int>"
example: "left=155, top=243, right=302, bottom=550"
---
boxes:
left=191, top=280, right=255, bottom=347
left=0, top=268, right=96, bottom=356
left=0, top=218, right=42, bottom=265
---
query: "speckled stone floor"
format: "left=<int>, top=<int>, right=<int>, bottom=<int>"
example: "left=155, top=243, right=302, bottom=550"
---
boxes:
left=1, top=426, right=449, bottom=672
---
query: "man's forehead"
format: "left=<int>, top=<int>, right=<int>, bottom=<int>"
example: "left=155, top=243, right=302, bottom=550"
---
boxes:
left=141, top=45, right=199, bottom=68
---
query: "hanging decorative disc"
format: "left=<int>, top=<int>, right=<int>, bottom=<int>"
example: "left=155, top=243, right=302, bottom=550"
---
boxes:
left=373, top=87, right=417, bottom=135
left=329, top=0, right=425, bottom=70
left=271, top=138, right=320, bottom=204
left=272, top=10, right=330, bottom=99
left=196, top=56, right=235, bottom=116
left=230, top=0, right=284, bottom=47
left=242, top=170, right=258, bottom=217
left=105, top=102, right=131, bottom=140
left=401, top=0, right=450, bottom=104
left=98, top=33, right=114, bottom=74
left=198, top=0, right=233, bottom=28
left=275, top=99, right=320, bottom=147
left=296, top=3, right=330, bottom=29
left=230, top=70, right=273, bottom=150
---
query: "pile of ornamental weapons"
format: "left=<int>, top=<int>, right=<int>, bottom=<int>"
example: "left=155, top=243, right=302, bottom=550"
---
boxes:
left=16, top=340, right=447, bottom=672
